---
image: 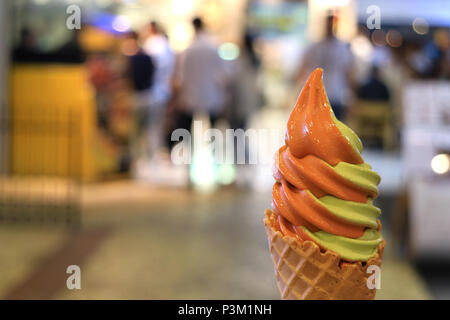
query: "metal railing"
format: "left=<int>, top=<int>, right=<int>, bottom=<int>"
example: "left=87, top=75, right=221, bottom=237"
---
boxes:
left=0, top=104, right=81, bottom=228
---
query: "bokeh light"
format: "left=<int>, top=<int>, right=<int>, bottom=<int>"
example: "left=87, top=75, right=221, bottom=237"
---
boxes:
left=412, top=17, right=429, bottom=35
left=217, top=164, right=236, bottom=185
left=112, top=16, right=131, bottom=33
left=433, top=29, right=449, bottom=49
left=218, top=43, right=240, bottom=61
left=168, top=22, right=193, bottom=52
left=431, top=154, right=450, bottom=174
left=172, top=0, right=193, bottom=16
left=190, top=149, right=217, bottom=192
left=371, top=30, right=387, bottom=47
left=386, top=30, right=402, bottom=48
left=350, top=35, right=374, bottom=60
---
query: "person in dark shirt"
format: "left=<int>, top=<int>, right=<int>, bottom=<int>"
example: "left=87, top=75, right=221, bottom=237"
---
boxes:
left=125, top=31, right=156, bottom=167
left=356, top=65, right=392, bottom=150
left=51, top=29, right=86, bottom=64
left=12, top=28, right=41, bottom=62
left=128, top=31, right=155, bottom=92
left=358, top=66, right=390, bottom=101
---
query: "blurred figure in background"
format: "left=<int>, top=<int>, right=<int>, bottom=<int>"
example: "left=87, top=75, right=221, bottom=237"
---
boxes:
left=353, top=65, right=394, bottom=150
left=296, top=15, right=354, bottom=120
left=171, top=17, right=228, bottom=143
left=125, top=31, right=156, bottom=165
left=230, top=33, right=262, bottom=132
left=230, top=33, right=263, bottom=167
left=143, top=21, right=175, bottom=159
left=228, top=32, right=263, bottom=187
left=86, top=52, right=113, bottom=129
left=12, top=28, right=40, bottom=62
left=407, top=39, right=443, bottom=79
left=51, top=29, right=85, bottom=64
left=358, top=65, right=390, bottom=102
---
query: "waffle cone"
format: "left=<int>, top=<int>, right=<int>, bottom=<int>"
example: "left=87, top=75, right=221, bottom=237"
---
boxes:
left=264, top=209, right=385, bottom=300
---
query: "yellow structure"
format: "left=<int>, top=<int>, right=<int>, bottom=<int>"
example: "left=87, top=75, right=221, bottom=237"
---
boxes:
left=9, top=65, right=97, bottom=182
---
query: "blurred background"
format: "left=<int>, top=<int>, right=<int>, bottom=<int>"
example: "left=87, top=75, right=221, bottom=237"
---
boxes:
left=1, top=0, right=450, bottom=299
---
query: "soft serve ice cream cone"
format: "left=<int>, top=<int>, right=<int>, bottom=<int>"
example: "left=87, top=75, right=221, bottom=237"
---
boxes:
left=264, top=68, right=385, bottom=300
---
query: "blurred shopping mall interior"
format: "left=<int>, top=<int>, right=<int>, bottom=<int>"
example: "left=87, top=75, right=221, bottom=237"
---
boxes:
left=0, top=0, right=450, bottom=299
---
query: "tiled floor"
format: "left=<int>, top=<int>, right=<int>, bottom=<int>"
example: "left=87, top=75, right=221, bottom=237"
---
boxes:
left=0, top=181, right=432, bottom=299
left=0, top=226, right=67, bottom=298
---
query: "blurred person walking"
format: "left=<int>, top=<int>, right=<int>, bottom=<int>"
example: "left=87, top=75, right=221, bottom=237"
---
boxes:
left=86, top=52, right=113, bottom=129
left=143, top=21, right=176, bottom=159
left=125, top=31, right=156, bottom=165
left=296, top=15, right=354, bottom=120
left=171, top=17, right=228, bottom=142
left=230, top=33, right=263, bottom=156
left=229, top=32, right=263, bottom=186
left=230, top=33, right=263, bottom=133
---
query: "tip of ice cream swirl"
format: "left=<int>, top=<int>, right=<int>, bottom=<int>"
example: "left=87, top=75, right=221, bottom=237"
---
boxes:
left=271, top=68, right=383, bottom=262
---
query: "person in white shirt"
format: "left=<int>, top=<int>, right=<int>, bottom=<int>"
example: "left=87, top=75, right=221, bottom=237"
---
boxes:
left=296, top=15, right=354, bottom=120
left=172, top=17, right=228, bottom=136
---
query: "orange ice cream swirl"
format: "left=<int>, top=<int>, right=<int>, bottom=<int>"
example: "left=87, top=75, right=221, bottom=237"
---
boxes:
left=272, top=68, right=380, bottom=245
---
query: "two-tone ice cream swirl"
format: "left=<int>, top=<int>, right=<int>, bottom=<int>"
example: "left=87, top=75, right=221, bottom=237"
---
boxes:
left=271, top=68, right=383, bottom=262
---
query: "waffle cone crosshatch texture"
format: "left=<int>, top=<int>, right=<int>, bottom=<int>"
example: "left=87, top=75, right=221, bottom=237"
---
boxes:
left=264, top=209, right=385, bottom=300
